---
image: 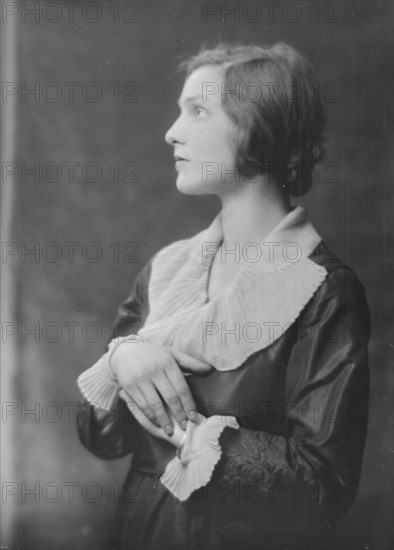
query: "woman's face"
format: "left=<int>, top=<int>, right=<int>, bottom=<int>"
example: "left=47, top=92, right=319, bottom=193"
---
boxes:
left=165, top=65, right=239, bottom=196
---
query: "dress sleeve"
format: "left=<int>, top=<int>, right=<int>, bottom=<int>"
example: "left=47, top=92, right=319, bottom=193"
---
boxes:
left=161, top=267, right=370, bottom=512
left=76, top=261, right=151, bottom=460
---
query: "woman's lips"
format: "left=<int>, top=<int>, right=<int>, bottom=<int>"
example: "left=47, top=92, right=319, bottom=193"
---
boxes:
left=174, top=156, right=189, bottom=168
left=175, top=159, right=188, bottom=169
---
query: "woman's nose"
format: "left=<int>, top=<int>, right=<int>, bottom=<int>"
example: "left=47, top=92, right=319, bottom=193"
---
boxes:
left=164, top=116, right=183, bottom=145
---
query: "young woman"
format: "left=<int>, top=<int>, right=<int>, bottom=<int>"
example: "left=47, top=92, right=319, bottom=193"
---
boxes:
left=76, top=42, right=370, bottom=550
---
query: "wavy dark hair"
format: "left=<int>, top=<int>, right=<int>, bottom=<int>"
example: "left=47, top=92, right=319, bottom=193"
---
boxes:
left=179, top=42, right=326, bottom=197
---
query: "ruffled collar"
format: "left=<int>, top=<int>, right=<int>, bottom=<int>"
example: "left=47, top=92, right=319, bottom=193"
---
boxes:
left=138, top=206, right=327, bottom=371
left=195, top=205, right=323, bottom=271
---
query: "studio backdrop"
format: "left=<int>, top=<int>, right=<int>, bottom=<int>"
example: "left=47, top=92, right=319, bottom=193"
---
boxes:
left=1, top=1, right=392, bottom=549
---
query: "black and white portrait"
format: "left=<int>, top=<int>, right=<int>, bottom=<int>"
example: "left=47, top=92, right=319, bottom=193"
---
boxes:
left=1, top=2, right=392, bottom=549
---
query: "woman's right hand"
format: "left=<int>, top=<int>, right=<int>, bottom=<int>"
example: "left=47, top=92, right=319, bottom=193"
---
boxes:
left=110, top=341, right=213, bottom=435
left=119, top=389, right=189, bottom=449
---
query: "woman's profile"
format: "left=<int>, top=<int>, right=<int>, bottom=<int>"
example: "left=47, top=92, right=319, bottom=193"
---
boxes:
left=76, top=41, right=370, bottom=550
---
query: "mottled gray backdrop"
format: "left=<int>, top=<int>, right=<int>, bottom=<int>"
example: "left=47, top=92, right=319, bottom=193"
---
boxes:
left=1, top=1, right=392, bottom=549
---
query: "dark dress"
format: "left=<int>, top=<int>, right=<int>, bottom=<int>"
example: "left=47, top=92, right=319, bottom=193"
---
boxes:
left=76, top=241, right=370, bottom=550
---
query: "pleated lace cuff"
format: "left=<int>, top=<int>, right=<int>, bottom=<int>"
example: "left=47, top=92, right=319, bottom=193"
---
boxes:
left=160, top=414, right=239, bottom=501
left=77, top=338, right=123, bottom=410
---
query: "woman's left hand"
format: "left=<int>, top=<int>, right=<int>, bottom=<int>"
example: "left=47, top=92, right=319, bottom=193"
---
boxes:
left=119, top=388, right=186, bottom=449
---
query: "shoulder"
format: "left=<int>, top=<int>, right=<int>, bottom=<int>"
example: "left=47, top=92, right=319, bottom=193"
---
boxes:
left=305, top=241, right=370, bottom=337
left=310, top=240, right=368, bottom=298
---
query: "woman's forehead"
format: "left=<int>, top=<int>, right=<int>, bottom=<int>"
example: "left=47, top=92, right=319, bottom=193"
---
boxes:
left=179, top=65, right=226, bottom=105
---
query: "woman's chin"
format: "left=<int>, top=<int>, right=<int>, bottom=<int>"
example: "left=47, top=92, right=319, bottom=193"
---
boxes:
left=175, top=177, right=208, bottom=196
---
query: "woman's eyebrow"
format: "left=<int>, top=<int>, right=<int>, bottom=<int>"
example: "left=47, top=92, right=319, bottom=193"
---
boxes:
left=177, top=95, right=204, bottom=107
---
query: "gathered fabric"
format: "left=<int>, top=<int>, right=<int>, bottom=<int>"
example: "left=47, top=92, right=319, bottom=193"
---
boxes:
left=138, top=206, right=328, bottom=371
left=78, top=206, right=328, bottom=411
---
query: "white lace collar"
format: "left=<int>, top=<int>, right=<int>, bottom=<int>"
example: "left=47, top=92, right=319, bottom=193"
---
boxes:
left=138, top=206, right=327, bottom=371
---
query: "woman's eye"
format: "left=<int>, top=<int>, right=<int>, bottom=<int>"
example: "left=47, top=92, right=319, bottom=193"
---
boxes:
left=195, top=106, right=206, bottom=117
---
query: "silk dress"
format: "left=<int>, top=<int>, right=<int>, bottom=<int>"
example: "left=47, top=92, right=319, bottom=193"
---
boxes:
left=76, top=207, right=370, bottom=550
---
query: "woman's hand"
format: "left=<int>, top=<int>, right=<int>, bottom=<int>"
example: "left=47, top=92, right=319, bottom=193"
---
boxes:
left=111, top=341, right=212, bottom=435
left=119, top=389, right=186, bottom=448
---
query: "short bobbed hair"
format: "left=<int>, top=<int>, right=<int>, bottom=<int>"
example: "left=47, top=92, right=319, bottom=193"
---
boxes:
left=180, top=42, right=326, bottom=197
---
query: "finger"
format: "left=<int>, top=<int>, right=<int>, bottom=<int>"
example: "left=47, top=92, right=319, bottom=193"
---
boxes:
left=165, top=364, right=198, bottom=422
left=120, top=384, right=160, bottom=427
left=172, top=350, right=214, bottom=374
left=155, top=373, right=189, bottom=429
left=139, top=380, right=174, bottom=435
left=119, top=389, right=165, bottom=439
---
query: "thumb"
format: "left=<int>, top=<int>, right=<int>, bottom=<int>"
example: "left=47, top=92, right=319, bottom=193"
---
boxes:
left=172, top=350, right=214, bottom=375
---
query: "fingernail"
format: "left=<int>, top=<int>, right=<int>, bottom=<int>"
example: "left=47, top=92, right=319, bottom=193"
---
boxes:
left=165, top=424, right=173, bottom=436
left=188, top=410, right=197, bottom=421
left=181, top=419, right=188, bottom=430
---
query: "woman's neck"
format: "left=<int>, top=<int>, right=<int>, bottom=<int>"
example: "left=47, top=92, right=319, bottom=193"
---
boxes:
left=219, top=180, right=291, bottom=248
